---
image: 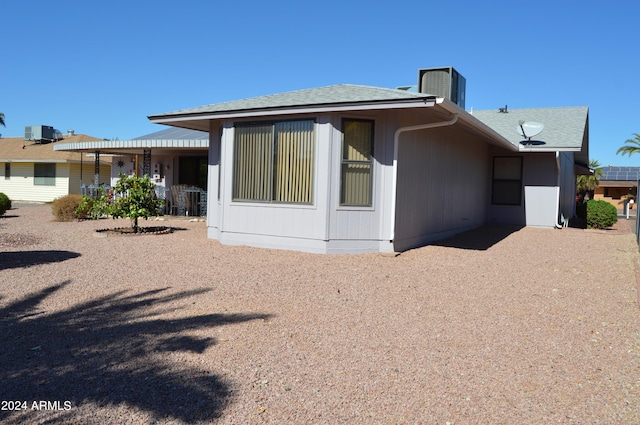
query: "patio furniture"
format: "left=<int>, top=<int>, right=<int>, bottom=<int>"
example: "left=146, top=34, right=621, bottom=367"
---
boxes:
left=198, top=189, right=207, bottom=217
left=183, top=187, right=200, bottom=216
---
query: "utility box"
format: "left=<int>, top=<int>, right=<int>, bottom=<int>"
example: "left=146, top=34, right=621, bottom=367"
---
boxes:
left=418, top=67, right=466, bottom=109
left=25, top=125, right=55, bottom=143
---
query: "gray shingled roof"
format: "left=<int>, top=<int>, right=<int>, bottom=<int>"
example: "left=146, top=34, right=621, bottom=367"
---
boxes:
left=600, top=166, right=640, bottom=181
left=133, top=127, right=208, bottom=141
left=148, top=84, right=436, bottom=119
left=471, top=106, right=588, bottom=150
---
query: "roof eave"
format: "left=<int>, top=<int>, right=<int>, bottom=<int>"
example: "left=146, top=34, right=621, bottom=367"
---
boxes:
left=436, top=98, right=518, bottom=152
left=148, top=97, right=438, bottom=125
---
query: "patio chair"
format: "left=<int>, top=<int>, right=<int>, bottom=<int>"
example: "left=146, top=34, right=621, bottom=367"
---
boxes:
left=171, top=185, right=188, bottom=216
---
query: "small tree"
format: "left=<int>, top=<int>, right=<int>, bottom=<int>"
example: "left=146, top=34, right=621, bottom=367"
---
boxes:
left=576, top=159, right=603, bottom=202
left=108, top=174, right=163, bottom=232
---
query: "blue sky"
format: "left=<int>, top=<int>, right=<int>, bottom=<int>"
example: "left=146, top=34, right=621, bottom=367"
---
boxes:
left=2, top=0, right=638, bottom=167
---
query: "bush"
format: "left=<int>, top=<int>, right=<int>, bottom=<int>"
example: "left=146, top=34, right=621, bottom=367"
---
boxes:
left=586, top=199, right=618, bottom=229
left=77, top=187, right=112, bottom=220
left=109, top=174, right=163, bottom=232
left=52, top=194, right=85, bottom=222
left=0, top=192, right=11, bottom=216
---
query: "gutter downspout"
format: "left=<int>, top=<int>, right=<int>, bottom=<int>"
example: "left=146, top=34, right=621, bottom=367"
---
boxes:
left=555, top=152, right=568, bottom=229
left=389, top=114, right=459, bottom=243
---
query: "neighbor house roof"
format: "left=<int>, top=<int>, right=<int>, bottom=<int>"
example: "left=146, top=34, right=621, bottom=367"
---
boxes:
left=0, top=134, right=108, bottom=163
left=600, top=166, right=640, bottom=182
left=54, top=127, right=208, bottom=155
left=471, top=106, right=589, bottom=165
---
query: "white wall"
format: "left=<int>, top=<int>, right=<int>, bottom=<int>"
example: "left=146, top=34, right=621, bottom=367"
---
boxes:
left=212, top=116, right=332, bottom=253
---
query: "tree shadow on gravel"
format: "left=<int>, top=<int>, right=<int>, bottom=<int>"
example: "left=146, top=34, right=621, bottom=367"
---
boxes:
left=430, top=225, right=524, bottom=250
left=0, top=251, right=81, bottom=270
left=0, top=281, right=272, bottom=424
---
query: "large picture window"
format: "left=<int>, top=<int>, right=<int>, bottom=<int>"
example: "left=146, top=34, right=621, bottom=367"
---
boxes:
left=34, top=163, right=56, bottom=186
left=340, top=119, right=373, bottom=206
left=233, top=120, right=314, bottom=204
left=492, top=157, right=522, bottom=205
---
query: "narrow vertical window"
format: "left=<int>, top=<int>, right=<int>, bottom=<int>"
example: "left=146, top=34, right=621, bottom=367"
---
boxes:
left=4, top=163, right=10, bottom=180
left=340, top=119, right=373, bottom=206
left=492, top=157, right=522, bottom=205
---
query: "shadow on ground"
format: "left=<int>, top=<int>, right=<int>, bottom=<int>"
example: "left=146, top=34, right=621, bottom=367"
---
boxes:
left=430, top=225, right=524, bottom=250
left=0, top=251, right=81, bottom=270
left=0, top=282, right=272, bottom=423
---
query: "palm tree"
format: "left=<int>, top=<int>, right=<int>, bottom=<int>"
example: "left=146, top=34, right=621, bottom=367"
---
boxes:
left=577, top=159, right=603, bottom=202
left=616, top=133, right=640, bottom=157
left=0, top=112, right=5, bottom=127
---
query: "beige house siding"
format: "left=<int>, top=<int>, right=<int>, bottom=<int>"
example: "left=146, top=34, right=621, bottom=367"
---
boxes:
left=69, top=163, right=111, bottom=193
left=0, top=161, right=110, bottom=202
left=1, top=162, right=68, bottom=202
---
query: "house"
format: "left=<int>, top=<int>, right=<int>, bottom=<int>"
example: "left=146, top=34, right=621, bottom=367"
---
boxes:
left=54, top=126, right=209, bottom=191
left=594, top=166, right=639, bottom=213
left=0, top=131, right=111, bottom=202
left=143, top=68, right=589, bottom=254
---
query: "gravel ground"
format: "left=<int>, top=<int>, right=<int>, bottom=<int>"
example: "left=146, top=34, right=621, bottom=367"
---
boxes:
left=0, top=203, right=639, bottom=425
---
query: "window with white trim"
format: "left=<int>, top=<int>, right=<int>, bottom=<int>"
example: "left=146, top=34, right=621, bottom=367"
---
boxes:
left=340, top=119, right=373, bottom=206
left=232, top=120, right=315, bottom=204
left=491, top=156, right=522, bottom=205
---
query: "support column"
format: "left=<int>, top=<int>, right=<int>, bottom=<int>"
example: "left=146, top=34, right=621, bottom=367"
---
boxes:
left=94, top=151, right=100, bottom=185
left=143, top=149, right=152, bottom=177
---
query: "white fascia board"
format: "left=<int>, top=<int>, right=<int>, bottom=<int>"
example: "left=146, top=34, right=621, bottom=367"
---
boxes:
left=149, top=99, right=438, bottom=125
left=518, top=146, right=582, bottom=152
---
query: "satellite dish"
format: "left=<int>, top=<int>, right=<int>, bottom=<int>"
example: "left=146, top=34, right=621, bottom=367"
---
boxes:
left=517, top=121, right=544, bottom=139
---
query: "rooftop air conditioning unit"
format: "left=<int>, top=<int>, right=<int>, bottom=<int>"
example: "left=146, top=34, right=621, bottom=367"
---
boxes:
left=418, top=67, right=466, bottom=109
left=25, top=125, right=55, bottom=143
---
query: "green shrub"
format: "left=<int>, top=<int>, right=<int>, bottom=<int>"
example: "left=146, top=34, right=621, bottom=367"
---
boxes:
left=52, top=194, right=84, bottom=222
left=586, top=199, right=618, bottom=229
left=0, top=192, right=11, bottom=216
left=77, top=187, right=111, bottom=219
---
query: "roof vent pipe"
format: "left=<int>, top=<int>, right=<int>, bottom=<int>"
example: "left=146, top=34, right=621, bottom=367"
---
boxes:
left=67, top=129, right=75, bottom=136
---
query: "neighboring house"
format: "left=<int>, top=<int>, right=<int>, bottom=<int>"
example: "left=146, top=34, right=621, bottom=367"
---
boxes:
left=54, top=127, right=209, bottom=190
left=0, top=133, right=110, bottom=202
left=143, top=71, right=589, bottom=254
left=594, top=166, right=639, bottom=213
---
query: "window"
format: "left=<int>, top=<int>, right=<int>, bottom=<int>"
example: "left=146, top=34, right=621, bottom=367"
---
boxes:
left=4, top=163, right=9, bottom=180
left=233, top=120, right=314, bottom=204
left=492, top=157, right=522, bottom=205
left=34, top=163, right=56, bottom=186
left=340, top=119, right=373, bottom=206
